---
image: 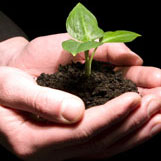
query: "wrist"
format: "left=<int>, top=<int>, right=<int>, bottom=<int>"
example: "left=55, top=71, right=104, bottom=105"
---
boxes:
left=0, top=36, right=29, bottom=66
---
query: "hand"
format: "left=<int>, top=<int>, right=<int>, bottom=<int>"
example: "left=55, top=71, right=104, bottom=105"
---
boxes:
left=78, top=66, right=161, bottom=160
left=0, top=34, right=143, bottom=123
left=0, top=34, right=160, bottom=161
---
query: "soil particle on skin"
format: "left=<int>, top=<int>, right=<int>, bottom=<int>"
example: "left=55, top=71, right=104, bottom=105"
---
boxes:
left=36, top=61, right=138, bottom=109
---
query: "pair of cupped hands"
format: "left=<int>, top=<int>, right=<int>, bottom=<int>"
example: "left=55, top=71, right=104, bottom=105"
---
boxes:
left=0, top=33, right=161, bottom=161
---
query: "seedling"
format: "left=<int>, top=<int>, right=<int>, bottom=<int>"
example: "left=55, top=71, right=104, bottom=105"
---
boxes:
left=62, top=2, right=141, bottom=77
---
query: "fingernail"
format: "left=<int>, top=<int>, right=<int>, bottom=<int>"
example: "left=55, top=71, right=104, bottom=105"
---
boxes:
left=136, top=57, right=143, bottom=65
left=129, top=51, right=143, bottom=65
left=129, top=51, right=137, bottom=55
left=61, top=98, right=84, bottom=123
left=151, top=124, right=161, bottom=136
left=147, top=100, right=161, bottom=118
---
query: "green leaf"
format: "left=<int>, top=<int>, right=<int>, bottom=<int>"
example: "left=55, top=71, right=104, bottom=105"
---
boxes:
left=62, top=39, right=103, bottom=56
left=66, top=3, right=104, bottom=42
left=102, top=30, right=141, bottom=43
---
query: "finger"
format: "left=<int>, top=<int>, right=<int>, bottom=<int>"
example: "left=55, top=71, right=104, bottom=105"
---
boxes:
left=10, top=33, right=73, bottom=76
left=76, top=43, right=143, bottom=66
left=32, top=92, right=141, bottom=161
left=0, top=92, right=140, bottom=157
left=60, top=94, right=160, bottom=158
left=77, top=92, right=141, bottom=138
left=138, top=87, right=161, bottom=97
left=0, top=67, right=85, bottom=124
left=11, top=33, right=143, bottom=76
left=95, top=113, right=161, bottom=160
left=29, top=92, right=140, bottom=149
left=0, top=37, right=29, bottom=66
left=77, top=113, right=161, bottom=160
left=88, top=94, right=161, bottom=149
left=94, top=43, right=143, bottom=66
left=116, top=66, right=161, bottom=88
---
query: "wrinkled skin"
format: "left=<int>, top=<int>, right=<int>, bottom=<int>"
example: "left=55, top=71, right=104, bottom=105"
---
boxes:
left=0, top=34, right=161, bottom=161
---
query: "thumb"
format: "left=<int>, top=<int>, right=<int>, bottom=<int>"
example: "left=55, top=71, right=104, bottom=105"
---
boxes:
left=0, top=67, right=85, bottom=124
left=91, top=43, right=143, bottom=66
left=28, top=86, right=85, bottom=124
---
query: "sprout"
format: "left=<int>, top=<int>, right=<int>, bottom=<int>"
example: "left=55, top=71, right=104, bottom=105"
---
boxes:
left=62, top=3, right=141, bottom=77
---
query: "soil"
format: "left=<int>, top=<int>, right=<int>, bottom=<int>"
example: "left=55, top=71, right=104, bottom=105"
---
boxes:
left=36, top=61, right=138, bottom=109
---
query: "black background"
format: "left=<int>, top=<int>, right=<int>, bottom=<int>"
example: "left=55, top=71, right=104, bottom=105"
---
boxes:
left=1, top=0, right=158, bottom=67
left=0, top=0, right=161, bottom=161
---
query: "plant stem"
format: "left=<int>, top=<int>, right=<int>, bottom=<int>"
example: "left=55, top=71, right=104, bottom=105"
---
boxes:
left=89, top=47, right=98, bottom=66
left=85, top=50, right=91, bottom=77
left=85, top=48, right=98, bottom=77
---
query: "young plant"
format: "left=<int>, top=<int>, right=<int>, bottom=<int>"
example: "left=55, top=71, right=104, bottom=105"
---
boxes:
left=62, top=2, right=141, bottom=77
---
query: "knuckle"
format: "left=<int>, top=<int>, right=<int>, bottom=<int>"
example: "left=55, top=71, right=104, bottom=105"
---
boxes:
left=130, top=116, right=144, bottom=130
left=0, top=76, right=15, bottom=102
left=150, top=68, right=161, bottom=86
left=25, top=37, right=42, bottom=55
left=107, top=108, right=124, bottom=122
left=29, top=36, right=42, bottom=45
left=152, top=114, right=161, bottom=122
left=138, top=107, right=147, bottom=121
left=13, top=143, right=32, bottom=159
left=0, top=77, right=11, bottom=91
left=4, top=132, right=34, bottom=159
left=131, top=109, right=148, bottom=129
left=74, top=127, right=106, bottom=153
left=30, top=88, right=55, bottom=119
left=28, top=36, right=44, bottom=50
left=74, top=127, right=96, bottom=144
left=128, top=106, right=150, bottom=132
left=74, top=129, right=107, bottom=153
left=78, top=130, right=93, bottom=143
left=30, top=88, right=47, bottom=115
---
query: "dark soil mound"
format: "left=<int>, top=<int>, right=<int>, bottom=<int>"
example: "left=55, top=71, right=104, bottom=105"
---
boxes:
left=36, top=61, right=138, bottom=109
